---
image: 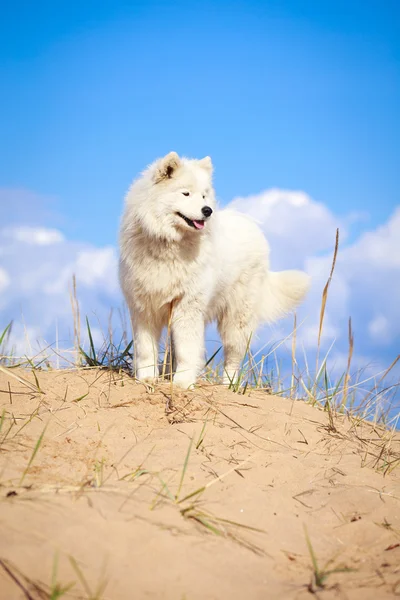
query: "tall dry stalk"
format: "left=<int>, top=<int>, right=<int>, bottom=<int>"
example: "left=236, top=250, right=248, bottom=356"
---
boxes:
left=257, top=355, right=265, bottom=388
left=341, top=317, right=354, bottom=409
left=162, top=301, right=174, bottom=380
left=291, top=312, right=297, bottom=396
left=314, top=229, right=339, bottom=394
left=69, top=274, right=81, bottom=366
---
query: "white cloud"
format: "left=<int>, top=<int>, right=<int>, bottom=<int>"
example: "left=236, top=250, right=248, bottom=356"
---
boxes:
left=0, top=267, right=10, bottom=293
left=0, top=220, right=120, bottom=356
left=344, top=207, right=400, bottom=269
left=43, top=247, right=118, bottom=295
left=0, top=267, right=11, bottom=312
left=75, top=248, right=119, bottom=289
left=228, top=188, right=344, bottom=265
left=5, top=226, right=65, bottom=245
left=368, top=315, right=391, bottom=342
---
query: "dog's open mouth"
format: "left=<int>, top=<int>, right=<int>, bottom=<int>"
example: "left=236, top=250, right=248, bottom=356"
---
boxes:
left=176, top=212, right=205, bottom=230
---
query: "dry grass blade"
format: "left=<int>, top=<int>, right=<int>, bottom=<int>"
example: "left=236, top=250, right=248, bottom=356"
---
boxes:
left=25, top=358, right=43, bottom=393
left=342, top=317, right=354, bottom=408
left=0, top=364, right=44, bottom=394
left=161, top=301, right=174, bottom=380
left=0, top=559, right=35, bottom=600
left=317, top=228, right=339, bottom=357
left=291, top=312, right=297, bottom=395
left=69, top=274, right=81, bottom=367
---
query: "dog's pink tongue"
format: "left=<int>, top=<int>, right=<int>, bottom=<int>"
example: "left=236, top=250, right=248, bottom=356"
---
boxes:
left=193, top=220, right=205, bottom=230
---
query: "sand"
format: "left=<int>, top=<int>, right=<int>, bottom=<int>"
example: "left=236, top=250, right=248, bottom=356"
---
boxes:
left=0, top=366, right=399, bottom=599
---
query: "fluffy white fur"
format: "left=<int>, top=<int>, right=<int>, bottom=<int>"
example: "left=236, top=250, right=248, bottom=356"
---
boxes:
left=119, top=152, right=310, bottom=388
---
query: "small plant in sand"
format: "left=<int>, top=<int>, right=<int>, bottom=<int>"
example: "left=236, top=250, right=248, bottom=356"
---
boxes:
left=69, top=556, right=108, bottom=600
left=49, top=552, right=75, bottom=600
left=91, top=458, right=107, bottom=488
left=304, top=526, right=354, bottom=593
left=149, top=432, right=265, bottom=554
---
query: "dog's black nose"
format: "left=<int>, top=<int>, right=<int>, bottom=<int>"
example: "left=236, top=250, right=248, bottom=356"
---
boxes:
left=201, top=206, right=213, bottom=218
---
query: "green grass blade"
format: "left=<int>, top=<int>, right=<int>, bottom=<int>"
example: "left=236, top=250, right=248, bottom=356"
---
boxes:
left=20, top=425, right=47, bottom=484
left=210, top=516, right=265, bottom=533
left=196, top=416, right=208, bottom=449
left=304, top=525, right=323, bottom=587
left=79, top=346, right=100, bottom=368
left=51, top=551, right=59, bottom=591
left=86, top=317, right=96, bottom=361
left=0, top=322, right=12, bottom=347
left=177, top=485, right=207, bottom=505
left=50, top=582, right=75, bottom=600
left=116, top=340, right=133, bottom=361
left=68, top=556, right=92, bottom=598
left=176, top=437, right=194, bottom=501
left=72, top=392, right=89, bottom=403
left=189, top=513, right=223, bottom=536
left=204, top=346, right=221, bottom=368
left=150, top=475, right=175, bottom=510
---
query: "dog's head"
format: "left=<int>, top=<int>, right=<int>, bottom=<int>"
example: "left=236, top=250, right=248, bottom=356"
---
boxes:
left=130, top=152, right=216, bottom=241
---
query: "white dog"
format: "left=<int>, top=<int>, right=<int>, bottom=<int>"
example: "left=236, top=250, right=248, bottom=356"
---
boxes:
left=119, top=152, right=310, bottom=388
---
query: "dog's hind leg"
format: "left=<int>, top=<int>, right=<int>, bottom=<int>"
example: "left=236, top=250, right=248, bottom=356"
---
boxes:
left=218, top=312, right=254, bottom=386
left=217, top=274, right=260, bottom=386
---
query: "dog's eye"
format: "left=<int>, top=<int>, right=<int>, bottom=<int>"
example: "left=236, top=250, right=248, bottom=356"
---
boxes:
left=182, top=191, right=190, bottom=197
left=202, top=195, right=206, bottom=199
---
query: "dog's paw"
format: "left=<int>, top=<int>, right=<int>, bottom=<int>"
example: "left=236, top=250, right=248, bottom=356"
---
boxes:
left=136, top=365, right=158, bottom=383
left=173, top=370, right=197, bottom=390
left=222, top=369, right=239, bottom=387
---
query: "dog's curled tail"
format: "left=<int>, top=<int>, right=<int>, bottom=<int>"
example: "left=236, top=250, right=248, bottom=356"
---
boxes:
left=261, top=270, right=311, bottom=323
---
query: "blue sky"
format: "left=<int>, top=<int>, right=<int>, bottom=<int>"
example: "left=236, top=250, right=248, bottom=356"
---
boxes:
left=0, top=1, right=399, bottom=417
left=1, top=0, right=399, bottom=244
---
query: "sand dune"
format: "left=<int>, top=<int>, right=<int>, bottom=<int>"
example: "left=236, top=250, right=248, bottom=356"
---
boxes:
left=0, top=367, right=399, bottom=599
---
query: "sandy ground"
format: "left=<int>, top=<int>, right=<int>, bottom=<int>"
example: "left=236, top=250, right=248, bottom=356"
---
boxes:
left=0, top=367, right=399, bottom=600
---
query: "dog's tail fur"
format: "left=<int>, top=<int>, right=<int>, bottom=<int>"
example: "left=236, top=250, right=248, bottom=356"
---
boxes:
left=261, top=270, right=311, bottom=323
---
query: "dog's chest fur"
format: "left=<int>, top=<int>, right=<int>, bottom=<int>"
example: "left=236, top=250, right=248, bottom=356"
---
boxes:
left=122, top=227, right=212, bottom=311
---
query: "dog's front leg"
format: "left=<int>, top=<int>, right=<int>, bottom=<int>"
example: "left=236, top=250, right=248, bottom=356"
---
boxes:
left=172, top=302, right=204, bottom=389
left=133, top=314, right=162, bottom=382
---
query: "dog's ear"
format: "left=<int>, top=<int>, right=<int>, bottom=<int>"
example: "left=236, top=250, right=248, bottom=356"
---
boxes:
left=154, top=152, right=181, bottom=183
left=198, top=156, right=213, bottom=174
